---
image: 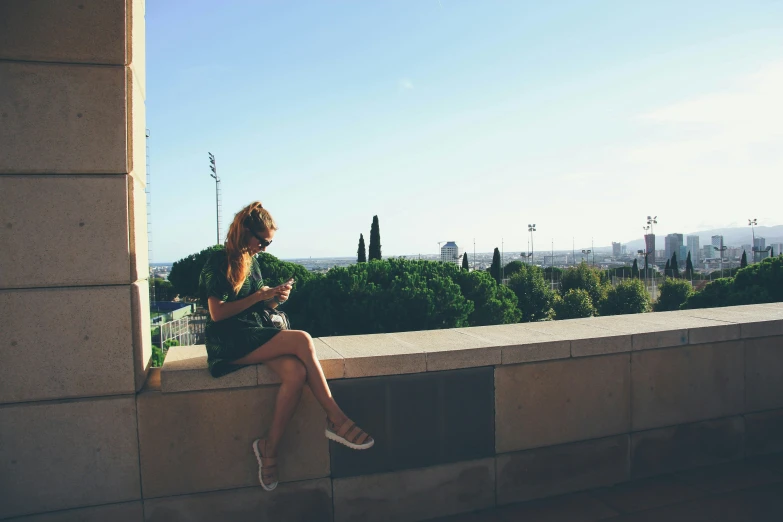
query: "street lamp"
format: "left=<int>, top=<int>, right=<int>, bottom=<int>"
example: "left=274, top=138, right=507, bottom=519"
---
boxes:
left=520, top=252, right=532, bottom=264
left=528, top=224, right=536, bottom=265
left=714, top=245, right=728, bottom=278
left=749, top=218, right=758, bottom=263
left=582, top=249, right=591, bottom=265
left=208, top=152, right=222, bottom=245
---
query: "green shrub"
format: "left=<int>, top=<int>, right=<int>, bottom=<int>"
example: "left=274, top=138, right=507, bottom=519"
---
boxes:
left=654, top=278, right=694, bottom=311
left=507, top=264, right=556, bottom=322
left=554, top=289, right=595, bottom=319
left=599, top=279, right=651, bottom=316
left=560, top=262, right=608, bottom=308
left=683, top=256, right=783, bottom=309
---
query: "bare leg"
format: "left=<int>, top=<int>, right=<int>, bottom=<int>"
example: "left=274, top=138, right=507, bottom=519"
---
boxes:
left=261, top=355, right=306, bottom=456
left=231, top=330, right=348, bottom=426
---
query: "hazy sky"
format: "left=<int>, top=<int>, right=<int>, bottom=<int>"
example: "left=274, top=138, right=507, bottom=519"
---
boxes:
left=146, top=1, right=783, bottom=262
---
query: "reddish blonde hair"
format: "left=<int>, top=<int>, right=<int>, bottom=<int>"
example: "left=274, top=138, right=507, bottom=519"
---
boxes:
left=225, top=201, right=278, bottom=293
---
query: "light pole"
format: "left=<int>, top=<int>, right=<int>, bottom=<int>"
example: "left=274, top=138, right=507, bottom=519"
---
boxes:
left=749, top=218, right=758, bottom=263
left=714, top=245, right=728, bottom=278
left=208, top=152, right=221, bottom=245
left=582, top=249, right=591, bottom=265
left=646, top=216, right=657, bottom=266
left=528, top=224, right=536, bottom=265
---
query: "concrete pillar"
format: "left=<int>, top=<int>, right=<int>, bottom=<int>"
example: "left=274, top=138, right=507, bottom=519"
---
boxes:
left=0, top=1, right=148, bottom=518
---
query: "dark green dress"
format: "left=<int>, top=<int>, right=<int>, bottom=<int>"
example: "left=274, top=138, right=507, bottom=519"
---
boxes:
left=199, top=250, right=281, bottom=377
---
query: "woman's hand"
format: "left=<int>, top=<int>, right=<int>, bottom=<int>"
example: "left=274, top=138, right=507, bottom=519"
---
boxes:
left=276, top=286, right=291, bottom=303
left=253, top=286, right=281, bottom=303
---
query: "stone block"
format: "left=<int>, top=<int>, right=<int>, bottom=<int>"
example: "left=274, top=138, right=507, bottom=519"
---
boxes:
left=0, top=1, right=126, bottom=64
left=0, top=62, right=127, bottom=174
left=496, top=492, right=619, bottom=521
left=321, top=333, right=425, bottom=378
left=131, top=280, right=152, bottom=392
left=495, top=354, right=630, bottom=453
left=456, top=323, right=570, bottom=365
left=129, top=67, right=146, bottom=187
left=745, top=337, right=783, bottom=412
left=674, top=459, right=783, bottom=495
left=392, top=328, right=497, bottom=372
left=745, top=409, right=783, bottom=456
left=144, top=479, right=332, bottom=522
left=136, top=387, right=329, bottom=498
left=4, top=502, right=143, bottom=522
left=333, top=458, right=495, bottom=522
left=0, top=176, right=131, bottom=288
left=0, top=397, right=141, bottom=519
left=160, top=345, right=256, bottom=393
left=256, top=338, right=345, bottom=385
left=128, top=176, right=148, bottom=280
left=588, top=315, right=690, bottom=351
left=130, top=0, right=146, bottom=99
left=0, top=286, right=135, bottom=403
left=680, top=306, right=783, bottom=339
left=630, top=416, right=744, bottom=479
left=496, top=435, right=629, bottom=505
left=631, top=342, right=745, bottom=431
left=592, top=474, right=708, bottom=514
left=523, top=319, right=632, bottom=357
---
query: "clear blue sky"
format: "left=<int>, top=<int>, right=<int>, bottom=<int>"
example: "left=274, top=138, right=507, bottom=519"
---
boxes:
left=146, top=1, right=783, bottom=262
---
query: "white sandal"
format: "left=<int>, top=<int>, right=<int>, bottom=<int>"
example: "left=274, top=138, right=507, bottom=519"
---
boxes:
left=252, top=439, right=278, bottom=491
left=325, top=419, right=375, bottom=450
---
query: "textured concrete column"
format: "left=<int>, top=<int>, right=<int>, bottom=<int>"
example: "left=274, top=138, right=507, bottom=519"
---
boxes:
left=0, top=1, right=147, bottom=518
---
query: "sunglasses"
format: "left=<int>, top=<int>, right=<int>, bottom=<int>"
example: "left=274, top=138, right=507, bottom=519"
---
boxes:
left=248, top=229, right=272, bottom=248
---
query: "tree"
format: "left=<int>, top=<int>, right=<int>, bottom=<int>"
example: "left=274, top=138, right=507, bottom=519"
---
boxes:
left=507, top=264, right=556, bottom=322
left=683, top=256, right=783, bottom=309
left=685, top=251, right=694, bottom=280
left=462, top=252, right=469, bottom=270
left=671, top=253, right=680, bottom=278
left=151, top=277, right=175, bottom=301
left=357, top=234, right=367, bottom=263
left=554, top=289, right=595, bottom=319
left=560, top=262, right=607, bottom=308
left=368, top=215, right=382, bottom=261
left=664, top=259, right=671, bottom=277
left=503, top=261, right=525, bottom=279
left=599, top=279, right=651, bottom=316
left=451, top=268, right=521, bottom=326
left=169, top=245, right=225, bottom=297
left=631, top=259, right=639, bottom=279
left=741, top=250, right=748, bottom=268
left=490, top=248, right=501, bottom=284
left=654, top=278, right=694, bottom=311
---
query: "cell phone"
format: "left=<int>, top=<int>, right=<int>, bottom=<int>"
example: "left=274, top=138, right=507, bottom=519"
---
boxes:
left=281, top=278, right=294, bottom=287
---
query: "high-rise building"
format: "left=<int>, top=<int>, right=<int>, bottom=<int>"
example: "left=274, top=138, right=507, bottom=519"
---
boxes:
left=686, top=235, right=700, bottom=264
left=711, top=235, right=724, bottom=259
left=440, top=242, right=459, bottom=264
left=753, top=237, right=766, bottom=260
left=665, top=233, right=684, bottom=262
left=612, top=242, right=622, bottom=258
left=771, top=243, right=783, bottom=257
left=702, top=245, right=714, bottom=261
left=679, top=245, right=688, bottom=266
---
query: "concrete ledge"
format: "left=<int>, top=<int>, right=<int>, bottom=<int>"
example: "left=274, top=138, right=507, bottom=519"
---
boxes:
left=457, top=324, right=570, bottom=365
left=392, top=328, right=498, bottom=371
left=321, top=333, right=426, bottom=378
left=522, top=318, right=633, bottom=357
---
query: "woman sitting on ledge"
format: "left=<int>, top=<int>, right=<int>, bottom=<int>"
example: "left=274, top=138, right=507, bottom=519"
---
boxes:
left=198, top=201, right=374, bottom=491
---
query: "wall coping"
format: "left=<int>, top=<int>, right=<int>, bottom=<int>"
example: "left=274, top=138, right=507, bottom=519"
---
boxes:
left=159, top=303, right=783, bottom=394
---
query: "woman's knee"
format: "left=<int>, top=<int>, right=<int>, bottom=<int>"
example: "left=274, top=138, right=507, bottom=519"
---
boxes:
left=291, top=330, right=315, bottom=358
left=278, top=356, right=306, bottom=385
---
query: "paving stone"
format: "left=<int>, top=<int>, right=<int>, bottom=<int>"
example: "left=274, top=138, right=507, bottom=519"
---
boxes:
left=495, top=354, right=630, bottom=453
left=523, top=319, right=632, bottom=357
left=136, top=387, right=329, bottom=498
left=745, top=409, right=783, bottom=456
left=631, top=342, right=744, bottom=431
left=496, top=435, right=629, bottom=504
left=3, top=502, right=143, bottom=522
left=631, top=416, right=744, bottom=479
left=143, top=478, right=333, bottom=522
left=744, top=337, right=783, bottom=412
left=591, top=474, right=707, bottom=514
left=392, top=329, right=498, bottom=372
left=321, top=333, right=425, bottom=378
left=333, top=458, right=495, bottom=522
left=495, top=492, right=619, bottom=522
left=456, top=324, right=570, bottom=365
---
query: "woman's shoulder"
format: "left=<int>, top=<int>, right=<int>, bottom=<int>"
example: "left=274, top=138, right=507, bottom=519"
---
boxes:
left=201, top=248, right=228, bottom=274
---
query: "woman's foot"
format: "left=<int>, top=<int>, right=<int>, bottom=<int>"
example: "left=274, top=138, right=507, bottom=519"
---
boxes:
left=325, top=418, right=375, bottom=450
left=252, top=438, right=279, bottom=491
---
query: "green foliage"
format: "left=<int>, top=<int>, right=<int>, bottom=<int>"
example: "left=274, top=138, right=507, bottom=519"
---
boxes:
left=631, top=259, right=639, bottom=279
left=357, top=234, right=366, bottom=263
left=151, top=345, right=165, bottom=368
left=451, top=268, right=521, bottom=326
left=664, top=259, right=671, bottom=277
left=685, top=252, right=694, bottom=280
left=599, top=279, right=651, bottom=316
left=740, top=250, right=747, bottom=268
left=560, top=262, right=607, bottom=307
left=654, top=278, right=694, bottom=311
left=683, top=256, right=783, bottom=309
left=554, top=289, right=595, bottom=319
left=671, top=253, right=680, bottom=278
left=542, top=266, right=564, bottom=281
left=490, top=248, right=501, bottom=284
left=368, top=216, right=382, bottom=261
left=256, top=252, right=315, bottom=288
left=462, top=252, right=469, bottom=270
left=503, top=261, right=525, bottom=279
left=507, top=264, right=556, bottom=322
left=151, top=277, right=175, bottom=301
left=169, top=245, right=225, bottom=297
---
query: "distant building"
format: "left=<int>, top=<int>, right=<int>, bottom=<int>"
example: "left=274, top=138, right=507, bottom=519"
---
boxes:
left=686, top=235, right=700, bottom=264
left=440, top=242, right=459, bottom=264
left=612, top=242, right=622, bottom=258
left=770, top=243, right=783, bottom=257
left=701, top=245, right=713, bottom=262
left=742, top=244, right=752, bottom=257
left=679, top=245, right=688, bottom=266
left=711, top=235, right=724, bottom=258
left=665, top=233, right=683, bottom=262
left=644, top=234, right=656, bottom=265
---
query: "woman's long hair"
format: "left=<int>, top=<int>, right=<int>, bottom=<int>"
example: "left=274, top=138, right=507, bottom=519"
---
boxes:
left=224, top=201, right=277, bottom=293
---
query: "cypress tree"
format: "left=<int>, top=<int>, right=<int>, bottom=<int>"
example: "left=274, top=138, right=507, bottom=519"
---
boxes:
left=664, top=259, right=671, bottom=277
left=685, top=251, right=693, bottom=279
left=631, top=259, right=639, bottom=279
left=357, top=234, right=366, bottom=263
left=671, top=253, right=680, bottom=278
left=490, top=248, right=501, bottom=283
left=462, top=252, right=469, bottom=270
left=740, top=250, right=748, bottom=268
left=368, top=216, right=382, bottom=261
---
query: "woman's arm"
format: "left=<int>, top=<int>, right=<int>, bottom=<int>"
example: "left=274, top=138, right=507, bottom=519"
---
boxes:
left=207, top=286, right=283, bottom=322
